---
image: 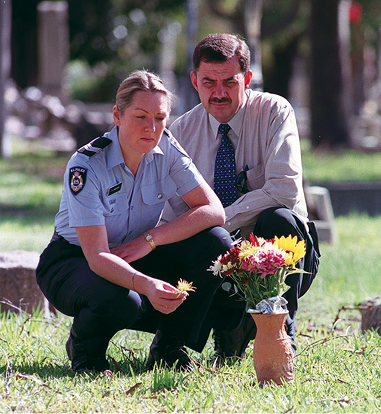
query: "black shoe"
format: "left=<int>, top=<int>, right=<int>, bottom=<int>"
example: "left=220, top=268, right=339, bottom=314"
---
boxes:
left=66, top=331, right=110, bottom=373
left=145, top=331, right=191, bottom=371
left=211, top=311, right=257, bottom=363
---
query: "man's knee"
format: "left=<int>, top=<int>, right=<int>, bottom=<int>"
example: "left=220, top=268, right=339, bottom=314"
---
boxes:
left=254, top=207, right=301, bottom=239
left=203, top=226, right=233, bottom=255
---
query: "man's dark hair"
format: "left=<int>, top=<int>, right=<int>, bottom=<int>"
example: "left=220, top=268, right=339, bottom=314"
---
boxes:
left=192, top=33, right=250, bottom=74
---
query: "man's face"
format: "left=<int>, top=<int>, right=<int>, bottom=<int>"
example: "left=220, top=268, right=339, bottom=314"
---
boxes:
left=191, top=56, right=252, bottom=124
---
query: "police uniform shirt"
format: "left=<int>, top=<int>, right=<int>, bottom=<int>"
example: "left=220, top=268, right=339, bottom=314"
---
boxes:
left=54, top=126, right=205, bottom=248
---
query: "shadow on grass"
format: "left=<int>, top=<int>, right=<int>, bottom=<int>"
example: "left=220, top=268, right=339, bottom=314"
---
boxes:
left=0, top=357, right=149, bottom=380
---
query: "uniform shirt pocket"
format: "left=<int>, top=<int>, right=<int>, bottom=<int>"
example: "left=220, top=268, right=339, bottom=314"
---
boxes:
left=141, top=176, right=177, bottom=206
left=105, top=192, right=129, bottom=216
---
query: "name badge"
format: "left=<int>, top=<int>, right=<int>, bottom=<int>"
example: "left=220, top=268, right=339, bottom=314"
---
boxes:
left=107, top=182, right=122, bottom=196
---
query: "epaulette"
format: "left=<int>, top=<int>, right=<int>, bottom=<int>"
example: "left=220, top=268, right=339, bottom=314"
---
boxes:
left=164, top=127, right=188, bottom=155
left=77, top=136, right=112, bottom=157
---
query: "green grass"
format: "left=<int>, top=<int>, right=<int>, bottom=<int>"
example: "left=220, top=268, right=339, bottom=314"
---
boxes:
left=301, top=139, right=381, bottom=183
left=1, top=145, right=381, bottom=412
left=1, top=300, right=381, bottom=412
left=0, top=152, right=66, bottom=252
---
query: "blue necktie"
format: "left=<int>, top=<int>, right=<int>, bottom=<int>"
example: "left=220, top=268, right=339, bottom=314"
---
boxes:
left=214, top=124, right=238, bottom=207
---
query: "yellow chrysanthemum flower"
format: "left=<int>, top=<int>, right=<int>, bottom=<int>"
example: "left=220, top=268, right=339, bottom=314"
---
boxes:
left=176, top=279, right=196, bottom=292
left=274, top=235, right=306, bottom=267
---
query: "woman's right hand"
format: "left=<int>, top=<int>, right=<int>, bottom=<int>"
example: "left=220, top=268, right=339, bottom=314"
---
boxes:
left=145, top=278, right=188, bottom=314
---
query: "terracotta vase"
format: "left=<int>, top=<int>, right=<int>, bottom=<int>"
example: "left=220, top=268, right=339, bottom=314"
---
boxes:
left=250, top=311, right=294, bottom=385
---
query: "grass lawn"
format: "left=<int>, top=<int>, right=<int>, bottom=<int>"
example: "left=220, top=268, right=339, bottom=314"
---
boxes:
left=1, top=219, right=381, bottom=413
left=1, top=144, right=381, bottom=412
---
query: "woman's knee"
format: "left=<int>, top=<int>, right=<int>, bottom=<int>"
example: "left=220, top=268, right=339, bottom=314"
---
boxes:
left=92, top=288, right=144, bottom=324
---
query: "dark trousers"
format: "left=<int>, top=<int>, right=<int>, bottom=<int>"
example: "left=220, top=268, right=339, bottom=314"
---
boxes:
left=36, top=226, right=233, bottom=358
left=210, top=207, right=320, bottom=349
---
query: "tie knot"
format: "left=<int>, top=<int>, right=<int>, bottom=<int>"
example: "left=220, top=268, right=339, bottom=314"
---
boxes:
left=219, top=124, right=231, bottom=137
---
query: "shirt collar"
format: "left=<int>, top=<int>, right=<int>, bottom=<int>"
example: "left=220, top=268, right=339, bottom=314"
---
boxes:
left=105, top=125, right=164, bottom=169
left=145, top=143, right=163, bottom=162
left=104, top=126, right=125, bottom=170
left=209, top=91, right=248, bottom=139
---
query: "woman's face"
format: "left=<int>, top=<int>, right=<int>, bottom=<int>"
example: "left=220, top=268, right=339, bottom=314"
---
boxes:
left=113, top=90, right=169, bottom=159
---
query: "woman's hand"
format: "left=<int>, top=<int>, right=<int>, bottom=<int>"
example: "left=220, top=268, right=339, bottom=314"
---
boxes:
left=75, top=226, right=187, bottom=315
left=111, top=235, right=152, bottom=262
left=145, top=278, right=188, bottom=314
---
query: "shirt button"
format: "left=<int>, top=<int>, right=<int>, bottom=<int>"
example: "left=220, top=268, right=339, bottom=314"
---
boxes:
left=157, top=193, right=163, bottom=199
left=227, top=221, right=231, bottom=226
left=246, top=206, right=249, bottom=210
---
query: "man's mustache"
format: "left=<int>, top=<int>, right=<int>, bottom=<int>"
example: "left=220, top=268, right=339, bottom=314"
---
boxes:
left=209, top=98, right=231, bottom=104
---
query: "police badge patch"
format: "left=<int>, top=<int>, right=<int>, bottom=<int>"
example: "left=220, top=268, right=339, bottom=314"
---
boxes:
left=69, top=167, right=87, bottom=195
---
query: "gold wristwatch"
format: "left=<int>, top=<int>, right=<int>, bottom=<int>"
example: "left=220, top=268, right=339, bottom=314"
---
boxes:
left=143, top=232, right=156, bottom=250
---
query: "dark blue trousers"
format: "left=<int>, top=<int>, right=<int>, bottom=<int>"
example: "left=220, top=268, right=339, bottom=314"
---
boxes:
left=209, top=207, right=320, bottom=350
left=36, top=226, right=233, bottom=358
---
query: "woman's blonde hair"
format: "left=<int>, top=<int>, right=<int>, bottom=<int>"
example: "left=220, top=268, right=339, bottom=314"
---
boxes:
left=115, top=70, right=174, bottom=114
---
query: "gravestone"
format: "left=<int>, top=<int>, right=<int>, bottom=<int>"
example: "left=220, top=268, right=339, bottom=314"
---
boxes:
left=360, top=296, right=381, bottom=334
left=0, top=250, right=52, bottom=316
left=304, top=185, right=338, bottom=244
left=37, top=1, right=69, bottom=103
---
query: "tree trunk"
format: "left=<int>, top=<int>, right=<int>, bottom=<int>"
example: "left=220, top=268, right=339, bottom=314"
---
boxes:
left=244, top=0, right=263, bottom=91
left=0, top=0, right=12, bottom=158
left=309, top=0, right=353, bottom=148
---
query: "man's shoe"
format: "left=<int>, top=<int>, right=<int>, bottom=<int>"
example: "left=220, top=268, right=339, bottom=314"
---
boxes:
left=211, top=311, right=257, bottom=363
left=66, top=331, right=110, bottom=373
left=145, top=331, right=191, bottom=371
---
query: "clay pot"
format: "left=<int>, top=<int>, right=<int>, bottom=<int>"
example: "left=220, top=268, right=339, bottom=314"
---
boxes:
left=250, top=311, right=294, bottom=385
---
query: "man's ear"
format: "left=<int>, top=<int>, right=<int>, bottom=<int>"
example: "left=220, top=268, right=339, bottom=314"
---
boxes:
left=244, top=71, right=253, bottom=89
left=113, top=105, right=121, bottom=126
left=190, top=71, right=198, bottom=91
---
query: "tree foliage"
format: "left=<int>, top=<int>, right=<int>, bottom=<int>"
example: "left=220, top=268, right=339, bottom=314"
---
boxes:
left=10, top=0, right=381, bottom=148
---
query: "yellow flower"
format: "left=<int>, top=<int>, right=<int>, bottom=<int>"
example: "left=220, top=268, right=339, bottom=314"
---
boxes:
left=238, top=239, right=261, bottom=259
left=176, top=279, right=196, bottom=292
left=274, top=235, right=306, bottom=267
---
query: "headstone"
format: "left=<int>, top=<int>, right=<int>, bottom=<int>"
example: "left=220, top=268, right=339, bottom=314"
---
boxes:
left=0, top=251, right=53, bottom=316
left=360, top=296, right=381, bottom=334
left=37, top=1, right=69, bottom=103
left=0, top=0, right=12, bottom=158
left=304, top=185, right=338, bottom=244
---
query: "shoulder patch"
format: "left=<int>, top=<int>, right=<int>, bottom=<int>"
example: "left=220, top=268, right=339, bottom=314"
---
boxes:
left=77, top=136, right=112, bottom=157
left=69, top=166, right=87, bottom=195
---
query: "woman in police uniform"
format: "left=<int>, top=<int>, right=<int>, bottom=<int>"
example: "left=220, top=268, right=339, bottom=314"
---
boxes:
left=36, top=70, right=232, bottom=373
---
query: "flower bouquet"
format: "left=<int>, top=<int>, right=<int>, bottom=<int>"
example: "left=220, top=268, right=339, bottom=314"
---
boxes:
left=209, top=233, right=307, bottom=384
left=209, top=233, right=306, bottom=314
